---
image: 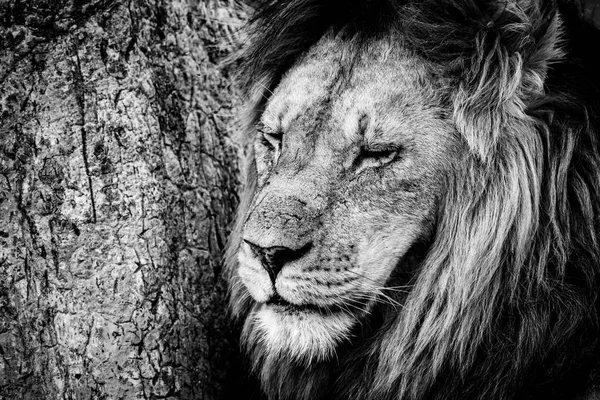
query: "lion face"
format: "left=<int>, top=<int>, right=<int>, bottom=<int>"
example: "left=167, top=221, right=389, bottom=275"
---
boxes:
left=237, top=36, right=459, bottom=362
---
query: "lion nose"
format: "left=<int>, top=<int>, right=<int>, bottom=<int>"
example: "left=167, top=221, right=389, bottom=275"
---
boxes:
left=244, top=239, right=312, bottom=283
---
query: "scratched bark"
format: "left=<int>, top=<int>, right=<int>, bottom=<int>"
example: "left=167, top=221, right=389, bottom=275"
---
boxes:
left=0, top=0, right=246, bottom=398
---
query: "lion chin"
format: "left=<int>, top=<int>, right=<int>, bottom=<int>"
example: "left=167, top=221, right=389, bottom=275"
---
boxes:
left=225, top=1, right=600, bottom=400
left=247, top=304, right=355, bottom=363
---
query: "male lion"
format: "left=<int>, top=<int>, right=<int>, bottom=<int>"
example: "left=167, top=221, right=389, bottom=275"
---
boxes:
left=224, top=0, right=600, bottom=399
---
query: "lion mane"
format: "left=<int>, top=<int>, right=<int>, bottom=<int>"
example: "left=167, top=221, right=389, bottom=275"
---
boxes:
left=224, top=0, right=600, bottom=399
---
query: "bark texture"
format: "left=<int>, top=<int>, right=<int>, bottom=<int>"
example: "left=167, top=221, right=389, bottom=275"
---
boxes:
left=0, top=0, right=246, bottom=398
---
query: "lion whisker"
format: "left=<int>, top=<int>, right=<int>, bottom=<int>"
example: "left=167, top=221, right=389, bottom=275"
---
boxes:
left=344, top=269, right=413, bottom=291
left=381, top=285, right=414, bottom=292
left=344, top=269, right=385, bottom=285
left=350, top=282, right=405, bottom=309
left=343, top=270, right=413, bottom=304
left=251, top=77, right=276, bottom=101
left=344, top=291, right=401, bottom=311
left=335, top=295, right=370, bottom=315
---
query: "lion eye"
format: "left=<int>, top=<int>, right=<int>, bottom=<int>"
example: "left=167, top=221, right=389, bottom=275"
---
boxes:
left=260, top=129, right=283, bottom=151
left=358, top=146, right=399, bottom=170
left=362, top=148, right=397, bottom=162
left=256, top=126, right=283, bottom=173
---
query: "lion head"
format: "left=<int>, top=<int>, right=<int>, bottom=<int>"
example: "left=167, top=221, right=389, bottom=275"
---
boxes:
left=225, top=1, right=600, bottom=399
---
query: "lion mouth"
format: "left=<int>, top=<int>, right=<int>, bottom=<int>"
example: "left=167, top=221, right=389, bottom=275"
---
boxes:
left=265, top=293, right=361, bottom=316
left=266, top=294, right=324, bottom=313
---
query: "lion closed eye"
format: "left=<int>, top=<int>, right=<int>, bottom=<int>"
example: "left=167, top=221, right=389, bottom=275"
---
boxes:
left=224, top=1, right=600, bottom=399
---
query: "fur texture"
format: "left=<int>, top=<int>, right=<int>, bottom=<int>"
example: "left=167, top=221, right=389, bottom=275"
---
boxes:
left=225, top=1, right=600, bottom=399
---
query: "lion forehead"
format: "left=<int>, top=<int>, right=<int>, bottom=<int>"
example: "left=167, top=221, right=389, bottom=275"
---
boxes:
left=261, top=36, right=343, bottom=132
left=263, top=35, right=454, bottom=162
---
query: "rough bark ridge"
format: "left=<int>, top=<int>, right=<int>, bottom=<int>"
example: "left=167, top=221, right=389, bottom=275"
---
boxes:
left=0, top=0, right=245, bottom=398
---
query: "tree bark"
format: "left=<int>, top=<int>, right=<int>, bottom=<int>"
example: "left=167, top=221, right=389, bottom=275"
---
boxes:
left=0, top=0, right=246, bottom=398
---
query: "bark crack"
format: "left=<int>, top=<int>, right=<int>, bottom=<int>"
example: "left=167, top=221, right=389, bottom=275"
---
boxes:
left=71, top=43, right=98, bottom=223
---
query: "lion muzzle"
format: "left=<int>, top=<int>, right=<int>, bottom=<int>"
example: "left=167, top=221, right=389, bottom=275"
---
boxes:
left=240, top=193, right=320, bottom=305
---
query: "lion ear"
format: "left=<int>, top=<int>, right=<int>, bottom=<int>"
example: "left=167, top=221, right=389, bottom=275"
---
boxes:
left=453, top=1, right=564, bottom=160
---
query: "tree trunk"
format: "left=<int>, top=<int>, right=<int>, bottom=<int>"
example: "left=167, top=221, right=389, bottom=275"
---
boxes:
left=0, top=0, right=246, bottom=398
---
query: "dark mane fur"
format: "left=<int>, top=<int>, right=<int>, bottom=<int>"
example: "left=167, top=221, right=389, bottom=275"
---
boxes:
left=227, top=0, right=600, bottom=399
left=237, top=0, right=596, bottom=101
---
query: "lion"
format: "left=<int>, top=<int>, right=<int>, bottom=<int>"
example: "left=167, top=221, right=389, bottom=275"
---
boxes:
left=224, top=0, right=600, bottom=399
